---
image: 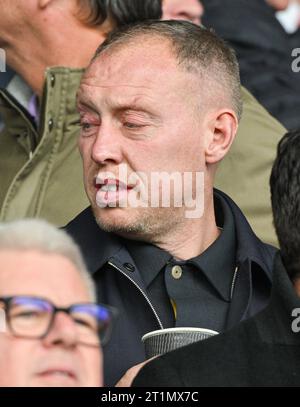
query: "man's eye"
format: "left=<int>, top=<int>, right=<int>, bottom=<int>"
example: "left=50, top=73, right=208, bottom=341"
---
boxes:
left=78, top=122, right=98, bottom=137
left=81, top=123, right=93, bottom=131
left=74, top=317, right=97, bottom=331
left=14, top=311, right=41, bottom=319
left=124, top=122, right=142, bottom=129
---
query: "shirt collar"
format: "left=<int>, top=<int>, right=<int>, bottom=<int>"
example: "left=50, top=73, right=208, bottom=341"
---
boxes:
left=125, top=240, right=172, bottom=288
left=6, top=75, right=33, bottom=112
left=125, top=192, right=236, bottom=301
left=187, top=193, right=236, bottom=301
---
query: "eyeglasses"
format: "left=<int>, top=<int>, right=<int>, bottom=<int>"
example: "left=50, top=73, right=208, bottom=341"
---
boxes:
left=0, top=296, right=117, bottom=347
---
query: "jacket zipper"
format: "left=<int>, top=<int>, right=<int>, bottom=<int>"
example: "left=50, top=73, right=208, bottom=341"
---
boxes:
left=230, top=265, right=239, bottom=300
left=108, top=261, right=164, bottom=329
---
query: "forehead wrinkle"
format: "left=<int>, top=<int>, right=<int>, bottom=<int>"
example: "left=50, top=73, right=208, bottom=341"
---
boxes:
left=79, top=83, right=152, bottom=90
left=112, top=94, right=158, bottom=113
left=78, top=83, right=157, bottom=112
left=86, top=47, right=174, bottom=86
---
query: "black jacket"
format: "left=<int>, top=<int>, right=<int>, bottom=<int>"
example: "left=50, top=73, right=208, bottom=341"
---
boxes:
left=202, top=0, right=300, bottom=130
left=133, top=253, right=300, bottom=387
left=65, top=189, right=276, bottom=386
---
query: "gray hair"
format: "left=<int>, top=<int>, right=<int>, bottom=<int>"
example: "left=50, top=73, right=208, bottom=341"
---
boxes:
left=0, top=219, right=96, bottom=302
left=93, top=20, right=243, bottom=121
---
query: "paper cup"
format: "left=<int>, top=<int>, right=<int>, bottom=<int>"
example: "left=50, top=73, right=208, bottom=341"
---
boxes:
left=142, top=327, right=218, bottom=358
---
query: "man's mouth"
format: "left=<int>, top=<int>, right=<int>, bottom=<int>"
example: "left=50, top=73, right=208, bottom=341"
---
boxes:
left=94, top=177, right=137, bottom=207
left=95, top=178, right=131, bottom=192
left=37, top=368, right=78, bottom=383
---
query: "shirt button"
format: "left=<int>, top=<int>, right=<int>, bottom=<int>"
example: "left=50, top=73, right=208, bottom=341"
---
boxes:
left=171, top=265, right=182, bottom=280
left=123, top=263, right=135, bottom=272
left=50, top=74, right=55, bottom=87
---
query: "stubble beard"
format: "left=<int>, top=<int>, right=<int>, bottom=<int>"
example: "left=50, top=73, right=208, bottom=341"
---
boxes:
left=91, top=204, right=184, bottom=243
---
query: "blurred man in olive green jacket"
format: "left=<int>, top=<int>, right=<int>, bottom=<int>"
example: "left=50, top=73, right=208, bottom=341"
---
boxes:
left=0, top=0, right=162, bottom=226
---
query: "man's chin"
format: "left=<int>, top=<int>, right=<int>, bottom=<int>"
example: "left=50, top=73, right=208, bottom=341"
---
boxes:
left=95, top=217, right=144, bottom=236
left=91, top=205, right=147, bottom=237
left=30, top=375, right=80, bottom=387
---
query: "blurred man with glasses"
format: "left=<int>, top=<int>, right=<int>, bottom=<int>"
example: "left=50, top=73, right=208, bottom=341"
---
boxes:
left=0, top=219, right=116, bottom=387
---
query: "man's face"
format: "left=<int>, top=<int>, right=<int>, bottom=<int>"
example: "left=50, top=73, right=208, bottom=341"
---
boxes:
left=0, top=250, right=102, bottom=387
left=78, top=39, right=209, bottom=239
left=163, top=0, right=204, bottom=25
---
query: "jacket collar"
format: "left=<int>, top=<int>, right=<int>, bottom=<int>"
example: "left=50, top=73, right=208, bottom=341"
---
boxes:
left=0, top=67, right=84, bottom=147
left=214, top=189, right=275, bottom=283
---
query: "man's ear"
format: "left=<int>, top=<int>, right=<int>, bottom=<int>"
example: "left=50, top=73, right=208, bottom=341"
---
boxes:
left=205, top=109, right=238, bottom=165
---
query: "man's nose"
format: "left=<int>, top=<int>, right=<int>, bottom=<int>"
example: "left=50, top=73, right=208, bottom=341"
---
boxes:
left=91, top=124, right=123, bottom=166
left=42, top=312, right=77, bottom=348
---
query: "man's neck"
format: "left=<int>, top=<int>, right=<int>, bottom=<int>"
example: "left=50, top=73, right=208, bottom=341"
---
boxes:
left=5, top=22, right=109, bottom=99
left=152, top=196, right=219, bottom=260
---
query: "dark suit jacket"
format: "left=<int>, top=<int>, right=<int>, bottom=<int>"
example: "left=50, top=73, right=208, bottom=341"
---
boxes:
left=133, top=254, right=300, bottom=387
left=65, top=189, right=276, bottom=386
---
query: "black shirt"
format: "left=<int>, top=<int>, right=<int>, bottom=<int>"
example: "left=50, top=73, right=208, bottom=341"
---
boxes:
left=125, top=194, right=237, bottom=332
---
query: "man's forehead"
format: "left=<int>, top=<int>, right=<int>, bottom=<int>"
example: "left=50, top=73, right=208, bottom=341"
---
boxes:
left=0, top=250, right=34, bottom=294
left=87, top=36, right=177, bottom=77
left=0, top=249, right=72, bottom=278
left=0, top=250, right=89, bottom=303
left=79, top=41, right=187, bottom=104
left=79, top=62, right=171, bottom=105
left=79, top=60, right=156, bottom=98
left=78, top=36, right=202, bottom=109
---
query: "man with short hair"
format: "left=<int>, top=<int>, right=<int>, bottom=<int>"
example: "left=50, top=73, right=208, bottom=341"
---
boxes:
left=0, top=0, right=162, bottom=226
left=67, top=20, right=276, bottom=385
left=0, top=219, right=116, bottom=387
left=133, top=129, right=300, bottom=387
